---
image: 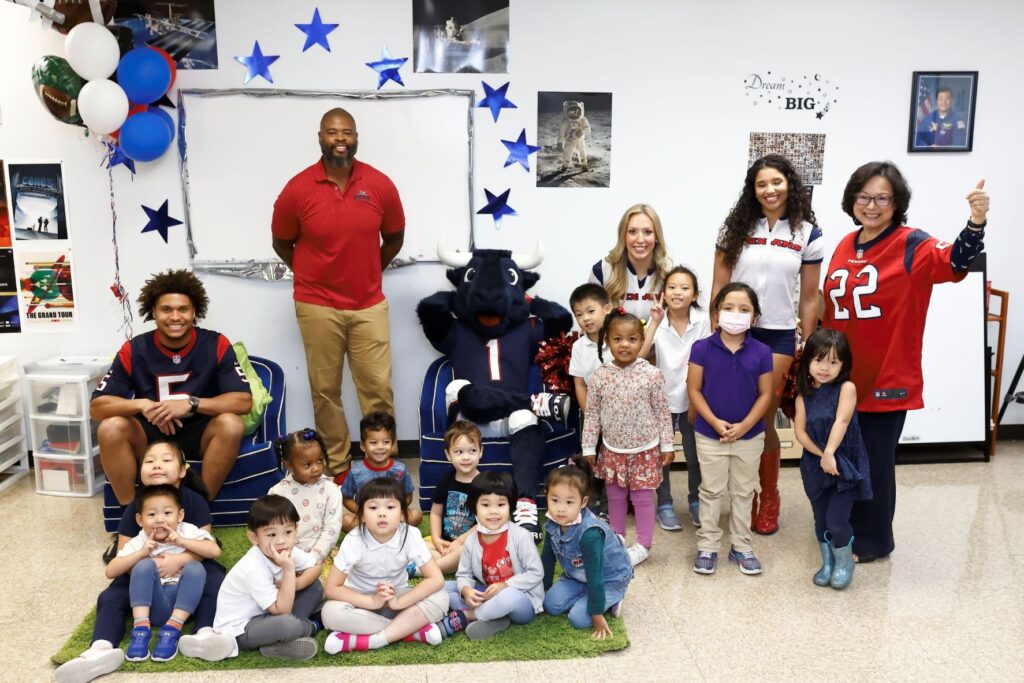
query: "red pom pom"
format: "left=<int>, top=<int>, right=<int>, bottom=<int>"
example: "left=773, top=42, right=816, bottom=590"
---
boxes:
left=534, top=331, right=580, bottom=393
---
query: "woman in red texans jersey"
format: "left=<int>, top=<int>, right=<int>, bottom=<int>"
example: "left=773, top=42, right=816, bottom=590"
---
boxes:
left=823, top=162, right=989, bottom=562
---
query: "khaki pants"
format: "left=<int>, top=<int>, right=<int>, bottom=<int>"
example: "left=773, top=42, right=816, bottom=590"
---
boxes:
left=694, top=432, right=765, bottom=553
left=320, top=586, right=449, bottom=634
left=295, top=298, right=394, bottom=475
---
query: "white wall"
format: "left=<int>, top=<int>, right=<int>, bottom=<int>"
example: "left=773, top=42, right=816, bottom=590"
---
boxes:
left=1, top=0, right=1021, bottom=440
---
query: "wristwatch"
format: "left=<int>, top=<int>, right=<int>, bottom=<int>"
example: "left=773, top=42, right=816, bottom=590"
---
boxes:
left=188, top=395, right=200, bottom=415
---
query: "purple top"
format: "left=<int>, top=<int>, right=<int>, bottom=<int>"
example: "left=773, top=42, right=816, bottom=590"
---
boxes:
left=689, top=330, right=774, bottom=440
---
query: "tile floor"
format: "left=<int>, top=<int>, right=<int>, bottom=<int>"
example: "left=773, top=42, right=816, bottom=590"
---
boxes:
left=3, top=445, right=1023, bottom=682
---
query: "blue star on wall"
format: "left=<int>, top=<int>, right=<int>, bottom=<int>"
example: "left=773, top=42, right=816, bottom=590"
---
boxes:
left=105, top=143, right=136, bottom=176
left=234, top=41, right=280, bottom=84
left=478, top=81, right=517, bottom=122
left=477, top=188, right=516, bottom=228
left=501, top=129, right=541, bottom=171
left=140, top=200, right=184, bottom=243
left=295, top=8, right=338, bottom=52
left=366, top=47, right=408, bottom=89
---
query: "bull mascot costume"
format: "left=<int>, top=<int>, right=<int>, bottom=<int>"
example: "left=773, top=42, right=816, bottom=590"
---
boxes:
left=417, top=242, right=573, bottom=541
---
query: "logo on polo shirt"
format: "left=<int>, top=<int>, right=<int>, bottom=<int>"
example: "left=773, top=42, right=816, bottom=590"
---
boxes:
left=354, top=190, right=370, bottom=201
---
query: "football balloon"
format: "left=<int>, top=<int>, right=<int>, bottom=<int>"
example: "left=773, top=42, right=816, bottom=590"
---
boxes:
left=50, top=0, right=117, bottom=35
left=31, top=55, right=84, bottom=125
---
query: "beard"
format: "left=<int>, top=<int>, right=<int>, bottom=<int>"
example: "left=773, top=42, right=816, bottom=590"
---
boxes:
left=320, top=139, right=357, bottom=167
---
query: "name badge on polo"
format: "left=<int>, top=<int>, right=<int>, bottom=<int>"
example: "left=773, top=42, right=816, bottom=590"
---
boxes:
left=354, top=190, right=370, bottom=201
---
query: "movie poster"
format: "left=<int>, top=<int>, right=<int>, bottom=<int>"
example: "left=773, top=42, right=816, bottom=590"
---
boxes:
left=6, top=162, right=69, bottom=241
left=0, top=161, right=11, bottom=248
left=113, top=0, right=218, bottom=69
left=0, top=249, right=19, bottom=333
left=16, top=249, right=77, bottom=330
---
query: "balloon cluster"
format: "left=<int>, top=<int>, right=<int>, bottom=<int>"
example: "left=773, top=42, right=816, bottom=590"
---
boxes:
left=31, top=20, right=178, bottom=164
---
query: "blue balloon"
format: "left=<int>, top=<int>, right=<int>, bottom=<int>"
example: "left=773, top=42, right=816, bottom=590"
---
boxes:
left=116, top=48, right=171, bottom=104
left=119, top=111, right=172, bottom=162
left=148, top=105, right=176, bottom=141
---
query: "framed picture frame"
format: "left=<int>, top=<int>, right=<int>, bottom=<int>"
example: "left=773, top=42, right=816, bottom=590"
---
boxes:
left=907, top=71, right=978, bottom=152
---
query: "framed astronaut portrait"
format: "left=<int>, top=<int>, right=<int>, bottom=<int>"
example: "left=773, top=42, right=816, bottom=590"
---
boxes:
left=907, top=71, right=978, bottom=153
left=536, top=91, right=613, bottom=189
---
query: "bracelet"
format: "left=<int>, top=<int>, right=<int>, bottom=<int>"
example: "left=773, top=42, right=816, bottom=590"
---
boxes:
left=966, top=218, right=987, bottom=231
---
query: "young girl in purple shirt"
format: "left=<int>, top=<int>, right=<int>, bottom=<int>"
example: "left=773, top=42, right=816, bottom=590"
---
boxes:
left=687, top=283, right=773, bottom=576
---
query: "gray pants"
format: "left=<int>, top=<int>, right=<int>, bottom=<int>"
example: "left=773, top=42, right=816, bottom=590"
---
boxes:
left=657, top=412, right=701, bottom=507
left=236, top=580, right=324, bottom=651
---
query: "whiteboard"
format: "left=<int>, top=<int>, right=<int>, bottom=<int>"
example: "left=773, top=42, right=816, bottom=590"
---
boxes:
left=900, top=269, right=987, bottom=445
left=178, top=89, right=474, bottom=265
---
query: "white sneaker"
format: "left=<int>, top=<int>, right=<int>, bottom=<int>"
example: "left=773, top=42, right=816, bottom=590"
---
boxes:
left=55, top=644, right=124, bottom=683
left=626, top=543, right=651, bottom=567
left=178, top=628, right=236, bottom=662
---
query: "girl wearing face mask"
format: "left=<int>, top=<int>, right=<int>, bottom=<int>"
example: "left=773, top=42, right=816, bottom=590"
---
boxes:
left=712, top=155, right=823, bottom=536
left=687, top=283, right=774, bottom=577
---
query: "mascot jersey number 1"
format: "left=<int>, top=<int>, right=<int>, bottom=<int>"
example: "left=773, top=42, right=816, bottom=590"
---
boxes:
left=417, top=242, right=573, bottom=541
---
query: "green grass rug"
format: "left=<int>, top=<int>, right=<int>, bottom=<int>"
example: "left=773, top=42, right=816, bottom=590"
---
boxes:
left=53, top=526, right=629, bottom=671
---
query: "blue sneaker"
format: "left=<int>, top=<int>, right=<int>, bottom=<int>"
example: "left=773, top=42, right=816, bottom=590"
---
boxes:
left=657, top=504, right=682, bottom=531
left=151, top=625, right=182, bottom=662
left=692, top=551, right=717, bottom=574
left=688, top=500, right=701, bottom=527
left=125, top=626, right=152, bottom=662
left=728, top=547, right=763, bottom=575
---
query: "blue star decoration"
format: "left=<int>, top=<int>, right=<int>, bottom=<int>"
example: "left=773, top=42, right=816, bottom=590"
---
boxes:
left=140, top=200, right=184, bottom=243
left=366, top=47, right=408, bottom=89
left=295, top=8, right=338, bottom=52
left=476, top=188, right=516, bottom=228
left=105, top=142, right=136, bottom=176
left=478, top=81, right=517, bottom=122
left=501, top=129, right=541, bottom=171
left=234, top=41, right=280, bottom=84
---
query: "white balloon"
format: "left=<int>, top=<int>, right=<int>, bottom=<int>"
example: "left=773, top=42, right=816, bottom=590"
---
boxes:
left=78, top=79, right=129, bottom=134
left=65, top=22, right=120, bottom=81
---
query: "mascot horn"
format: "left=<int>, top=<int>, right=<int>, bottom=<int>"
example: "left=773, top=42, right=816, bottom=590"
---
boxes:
left=417, top=240, right=572, bottom=541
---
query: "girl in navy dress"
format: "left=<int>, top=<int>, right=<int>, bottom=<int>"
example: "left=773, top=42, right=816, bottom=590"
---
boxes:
left=793, top=329, right=871, bottom=590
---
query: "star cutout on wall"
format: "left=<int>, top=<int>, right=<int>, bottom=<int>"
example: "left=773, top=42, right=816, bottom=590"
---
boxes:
left=478, top=81, right=517, bottom=122
left=500, top=129, right=541, bottom=171
left=105, top=143, right=136, bottom=176
left=295, top=8, right=338, bottom=52
left=140, top=200, right=184, bottom=243
left=234, top=41, right=280, bottom=84
left=476, top=188, right=516, bottom=228
left=815, top=111, right=824, bottom=119
left=366, top=47, right=408, bottom=89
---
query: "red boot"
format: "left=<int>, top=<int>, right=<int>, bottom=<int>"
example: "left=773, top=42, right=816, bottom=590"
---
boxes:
left=753, top=449, right=781, bottom=535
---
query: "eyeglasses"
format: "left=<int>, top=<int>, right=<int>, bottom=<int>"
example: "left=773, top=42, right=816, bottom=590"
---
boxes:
left=855, top=194, right=893, bottom=208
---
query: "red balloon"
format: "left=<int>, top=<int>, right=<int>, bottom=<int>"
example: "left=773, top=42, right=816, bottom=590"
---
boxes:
left=147, top=46, right=177, bottom=90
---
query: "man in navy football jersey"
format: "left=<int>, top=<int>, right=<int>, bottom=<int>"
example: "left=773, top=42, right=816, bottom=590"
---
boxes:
left=91, top=270, right=253, bottom=504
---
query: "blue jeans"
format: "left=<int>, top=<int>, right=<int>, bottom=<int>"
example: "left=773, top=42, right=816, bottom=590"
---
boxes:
left=444, top=580, right=535, bottom=624
left=542, top=577, right=627, bottom=629
left=129, top=558, right=206, bottom=627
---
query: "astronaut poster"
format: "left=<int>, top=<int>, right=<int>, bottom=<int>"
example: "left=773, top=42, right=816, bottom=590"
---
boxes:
left=16, top=249, right=77, bottom=331
left=6, top=162, right=69, bottom=241
left=413, top=0, right=509, bottom=73
left=536, top=91, right=612, bottom=189
left=113, top=0, right=218, bottom=69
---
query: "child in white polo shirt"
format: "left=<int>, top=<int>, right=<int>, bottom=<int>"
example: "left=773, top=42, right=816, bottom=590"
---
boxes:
left=640, top=265, right=712, bottom=530
left=178, top=495, right=324, bottom=662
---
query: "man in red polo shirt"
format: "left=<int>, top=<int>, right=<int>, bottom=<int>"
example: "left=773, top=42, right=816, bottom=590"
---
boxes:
left=271, top=108, right=406, bottom=485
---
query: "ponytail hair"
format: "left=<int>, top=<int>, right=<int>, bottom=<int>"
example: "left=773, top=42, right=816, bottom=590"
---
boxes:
left=546, top=455, right=595, bottom=500
left=274, top=428, right=328, bottom=470
left=596, top=307, right=643, bottom=363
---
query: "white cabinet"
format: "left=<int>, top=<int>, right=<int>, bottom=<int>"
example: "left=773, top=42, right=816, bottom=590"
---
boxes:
left=0, top=356, right=29, bottom=494
left=25, top=356, right=109, bottom=497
